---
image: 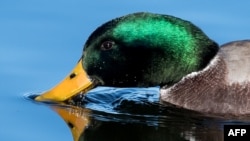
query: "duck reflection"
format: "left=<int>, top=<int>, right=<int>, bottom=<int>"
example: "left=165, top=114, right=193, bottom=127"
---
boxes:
left=51, top=104, right=225, bottom=141
left=51, top=105, right=90, bottom=141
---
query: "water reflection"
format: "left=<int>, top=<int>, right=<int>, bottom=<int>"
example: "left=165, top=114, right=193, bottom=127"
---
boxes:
left=50, top=103, right=225, bottom=141
left=51, top=105, right=90, bottom=141
left=29, top=87, right=250, bottom=141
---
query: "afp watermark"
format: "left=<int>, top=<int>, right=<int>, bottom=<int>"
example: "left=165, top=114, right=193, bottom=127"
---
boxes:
left=224, top=125, right=250, bottom=141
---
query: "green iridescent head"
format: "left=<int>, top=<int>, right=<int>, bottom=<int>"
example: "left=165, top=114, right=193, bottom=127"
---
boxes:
left=82, top=12, right=219, bottom=87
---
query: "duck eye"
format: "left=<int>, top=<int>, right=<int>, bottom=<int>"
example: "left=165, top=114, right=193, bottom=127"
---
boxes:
left=100, top=40, right=115, bottom=50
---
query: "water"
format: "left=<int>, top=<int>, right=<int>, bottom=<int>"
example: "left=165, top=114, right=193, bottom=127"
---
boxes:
left=1, top=0, right=250, bottom=141
left=26, top=87, right=250, bottom=141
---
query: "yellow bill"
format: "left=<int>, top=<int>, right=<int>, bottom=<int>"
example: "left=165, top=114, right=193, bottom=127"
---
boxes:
left=35, top=59, right=93, bottom=102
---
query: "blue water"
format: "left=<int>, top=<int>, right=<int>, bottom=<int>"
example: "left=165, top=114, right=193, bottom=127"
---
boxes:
left=80, top=87, right=159, bottom=114
left=1, top=0, right=250, bottom=141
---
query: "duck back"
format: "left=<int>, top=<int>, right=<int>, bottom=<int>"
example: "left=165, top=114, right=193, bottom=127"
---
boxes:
left=220, top=40, right=250, bottom=83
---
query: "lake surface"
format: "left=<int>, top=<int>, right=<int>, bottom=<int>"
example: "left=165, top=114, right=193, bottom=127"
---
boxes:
left=1, top=1, right=250, bottom=141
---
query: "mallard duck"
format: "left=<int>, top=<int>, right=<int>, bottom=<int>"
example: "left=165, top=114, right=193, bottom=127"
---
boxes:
left=35, top=12, right=250, bottom=115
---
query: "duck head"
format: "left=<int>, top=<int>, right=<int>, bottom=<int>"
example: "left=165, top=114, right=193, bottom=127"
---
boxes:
left=35, top=12, right=218, bottom=102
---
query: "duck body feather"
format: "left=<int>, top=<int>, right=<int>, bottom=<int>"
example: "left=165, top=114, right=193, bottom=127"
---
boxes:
left=161, top=40, right=250, bottom=115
